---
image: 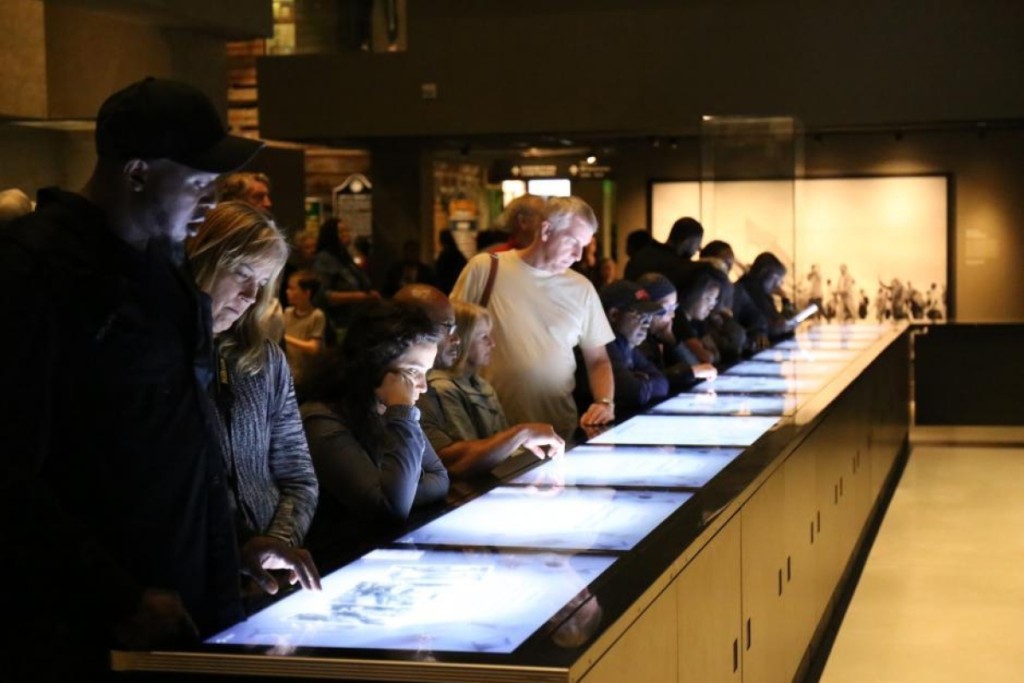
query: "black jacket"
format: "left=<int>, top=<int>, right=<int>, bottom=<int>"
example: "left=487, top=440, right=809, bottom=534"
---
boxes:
left=0, top=189, right=243, bottom=677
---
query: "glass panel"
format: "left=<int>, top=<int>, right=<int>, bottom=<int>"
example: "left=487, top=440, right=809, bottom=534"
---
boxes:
left=650, top=391, right=797, bottom=416
left=588, top=414, right=778, bottom=447
left=703, top=375, right=825, bottom=394
left=397, top=487, right=691, bottom=552
left=509, top=445, right=742, bottom=489
left=722, top=360, right=845, bottom=377
left=206, top=548, right=615, bottom=654
left=752, top=346, right=860, bottom=363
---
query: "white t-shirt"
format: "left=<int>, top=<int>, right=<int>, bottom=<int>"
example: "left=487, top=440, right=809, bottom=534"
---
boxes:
left=451, top=250, right=614, bottom=439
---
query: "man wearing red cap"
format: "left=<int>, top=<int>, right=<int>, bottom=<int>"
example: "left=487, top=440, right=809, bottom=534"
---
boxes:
left=0, top=78, right=318, bottom=680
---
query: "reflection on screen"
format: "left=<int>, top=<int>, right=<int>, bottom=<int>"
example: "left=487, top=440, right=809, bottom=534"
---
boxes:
left=802, top=323, right=889, bottom=338
left=650, top=392, right=796, bottom=416
left=509, top=445, right=741, bottom=489
left=722, top=361, right=844, bottom=377
left=588, top=414, right=778, bottom=447
left=708, top=374, right=825, bottom=395
left=752, top=348, right=859, bottom=363
left=206, top=548, right=616, bottom=654
left=397, top=487, right=691, bottom=552
left=774, top=338, right=873, bottom=351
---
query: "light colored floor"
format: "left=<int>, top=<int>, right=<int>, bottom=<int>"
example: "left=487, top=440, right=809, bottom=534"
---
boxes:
left=820, top=444, right=1024, bottom=683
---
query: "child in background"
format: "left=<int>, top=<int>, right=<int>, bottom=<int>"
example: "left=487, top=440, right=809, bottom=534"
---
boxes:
left=284, top=269, right=327, bottom=394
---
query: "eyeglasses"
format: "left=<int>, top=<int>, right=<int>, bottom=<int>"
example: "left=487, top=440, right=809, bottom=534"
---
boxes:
left=625, top=310, right=655, bottom=325
left=441, top=321, right=458, bottom=336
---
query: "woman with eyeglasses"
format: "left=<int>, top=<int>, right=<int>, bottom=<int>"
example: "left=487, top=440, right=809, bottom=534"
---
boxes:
left=300, top=299, right=449, bottom=570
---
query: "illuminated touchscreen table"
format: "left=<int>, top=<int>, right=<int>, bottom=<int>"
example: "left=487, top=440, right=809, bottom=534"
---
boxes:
left=206, top=548, right=616, bottom=654
left=649, top=391, right=797, bottom=416
left=508, top=445, right=742, bottom=489
left=802, top=324, right=888, bottom=338
left=752, top=347, right=859, bottom=363
left=706, top=374, right=825, bottom=394
left=722, top=360, right=844, bottom=377
left=397, top=486, right=691, bottom=552
left=774, top=338, right=873, bottom=351
left=588, top=414, right=778, bottom=447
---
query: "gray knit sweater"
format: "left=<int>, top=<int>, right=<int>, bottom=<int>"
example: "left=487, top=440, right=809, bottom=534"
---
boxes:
left=213, top=342, right=319, bottom=547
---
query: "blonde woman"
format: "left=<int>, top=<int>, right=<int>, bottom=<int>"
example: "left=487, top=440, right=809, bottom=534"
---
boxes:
left=425, top=300, right=563, bottom=480
left=188, top=201, right=321, bottom=598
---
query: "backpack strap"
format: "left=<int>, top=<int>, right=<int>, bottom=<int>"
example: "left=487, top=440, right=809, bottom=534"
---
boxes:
left=480, top=252, right=499, bottom=308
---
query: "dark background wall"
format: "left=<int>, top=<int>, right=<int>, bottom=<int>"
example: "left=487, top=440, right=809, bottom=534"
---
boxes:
left=258, top=0, right=1024, bottom=322
left=259, top=0, right=1024, bottom=139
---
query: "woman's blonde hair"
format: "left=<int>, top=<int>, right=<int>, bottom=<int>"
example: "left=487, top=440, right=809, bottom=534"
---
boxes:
left=187, top=201, right=288, bottom=375
left=451, top=300, right=492, bottom=374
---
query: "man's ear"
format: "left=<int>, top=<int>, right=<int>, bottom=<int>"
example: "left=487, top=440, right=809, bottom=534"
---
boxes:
left=539, top=221, right=553, bottom=242
left=123, top=159, right=149, bottom=192
left=606, top=307, right=622, bottom=325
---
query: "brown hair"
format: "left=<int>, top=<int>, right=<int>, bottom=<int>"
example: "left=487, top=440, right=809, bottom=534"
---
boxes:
left=187, top=201, right=288, bottom=375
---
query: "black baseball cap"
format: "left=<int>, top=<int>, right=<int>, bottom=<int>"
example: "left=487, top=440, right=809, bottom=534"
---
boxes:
left=600, top=280, right=664, bottom=314
left=95, top=77, right=264, bottom=173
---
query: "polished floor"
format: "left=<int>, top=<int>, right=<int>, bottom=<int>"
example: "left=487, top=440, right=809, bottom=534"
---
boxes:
left=819, top=443, right=1024, bottom=682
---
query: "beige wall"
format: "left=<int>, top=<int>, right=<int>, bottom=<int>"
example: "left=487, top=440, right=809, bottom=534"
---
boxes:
left=0, top=0, right=48, bottom=118
left=44, top=3, right=227, bottom=119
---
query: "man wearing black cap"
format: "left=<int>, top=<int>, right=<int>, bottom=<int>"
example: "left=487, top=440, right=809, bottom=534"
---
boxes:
left=0, top=78, right=314, bottom=680
left=575, top=280, right=670, bottom=420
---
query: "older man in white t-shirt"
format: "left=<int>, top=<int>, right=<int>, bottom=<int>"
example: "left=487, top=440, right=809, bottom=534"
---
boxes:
left=451, top=195, right=615, bottom=440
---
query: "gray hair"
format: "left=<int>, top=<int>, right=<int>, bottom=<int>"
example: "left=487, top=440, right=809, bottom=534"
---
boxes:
left=497, top=194, right=544, bottom=229
left=544, top=196, right=597, bottom=234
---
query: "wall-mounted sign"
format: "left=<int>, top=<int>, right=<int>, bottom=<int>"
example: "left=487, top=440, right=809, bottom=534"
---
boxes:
left=333, top=173, right=373, bottom=237
left=569, top=164, right=612, bottom=179
left=491, top=160, right=614, bottom=182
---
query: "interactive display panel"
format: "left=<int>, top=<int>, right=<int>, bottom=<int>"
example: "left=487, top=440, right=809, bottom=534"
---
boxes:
left=707, top=374, right=824, bottom=395
left=802, top=324, right=888, bottom=338
left=588, top=414, right=778, bottom=447
left=397, top=487, right=691, bottom=552
left=774, top=338, right=873, bottom=352
left=752, top=347, right=859, bottom=363
left=207, top=548, right=615, bottom=654
left=650, top=392, right=797, bottom=416
left=722, top=361, right=844, bottom=377
left=509, top=445, right=742, bottom=489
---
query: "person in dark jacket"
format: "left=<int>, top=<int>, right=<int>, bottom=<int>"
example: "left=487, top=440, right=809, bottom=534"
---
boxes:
left=735, top=251, right=793, bottom=349
left=576, top=280, right=670, bottom=420
left=623, top=216, right=704, bottom=281
left=0, top=78, right=286, bottom=680
left=300, top=300, right=450, bottom=570
left=434, top=228, right=468, bottom=293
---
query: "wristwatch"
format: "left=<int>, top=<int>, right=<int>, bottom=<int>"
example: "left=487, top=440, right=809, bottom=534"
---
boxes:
left=595, top=397, right=615, bottom=407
